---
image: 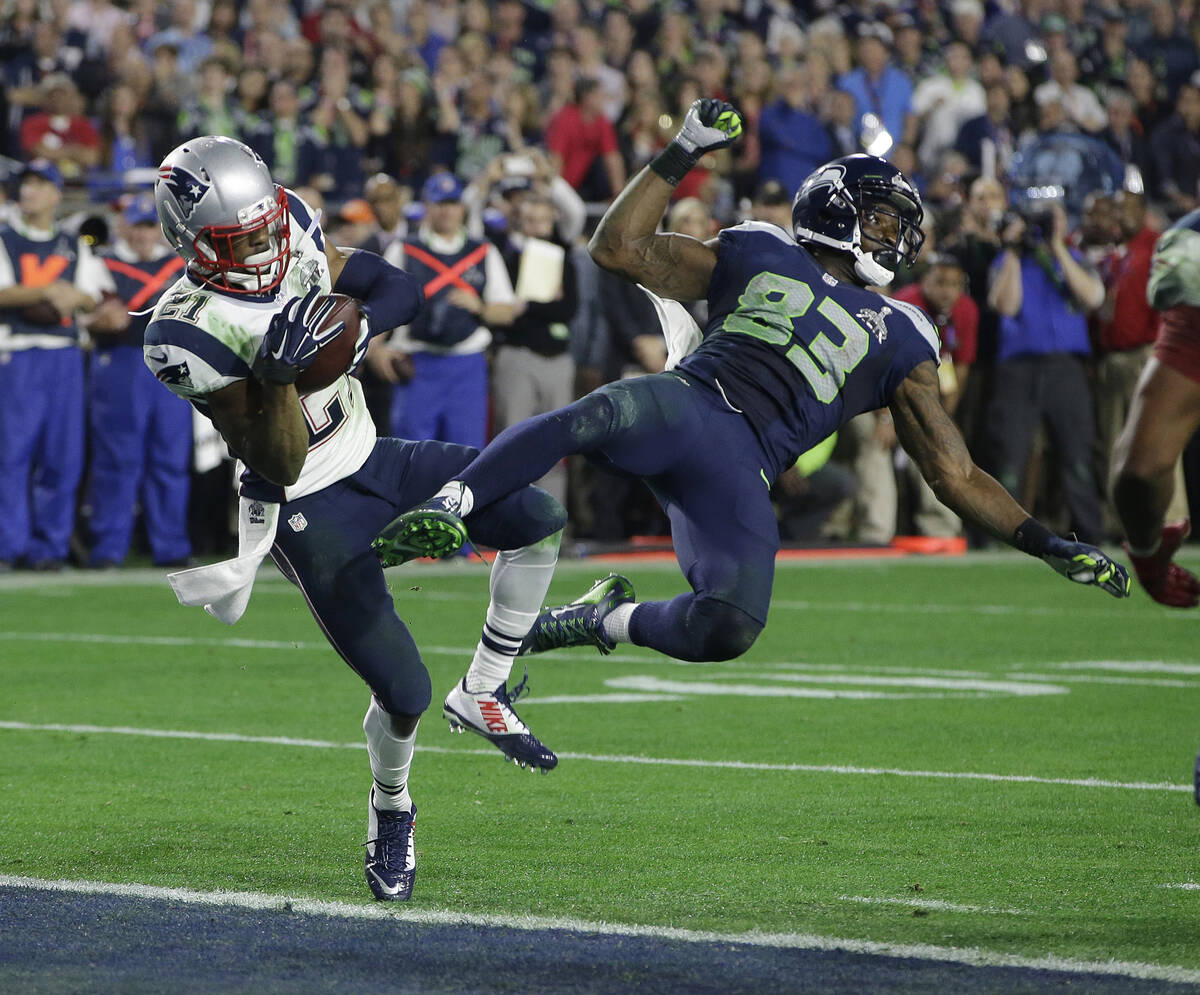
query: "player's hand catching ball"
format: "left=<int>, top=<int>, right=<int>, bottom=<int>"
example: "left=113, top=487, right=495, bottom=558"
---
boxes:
left=253, top=286, right=346, bottom=385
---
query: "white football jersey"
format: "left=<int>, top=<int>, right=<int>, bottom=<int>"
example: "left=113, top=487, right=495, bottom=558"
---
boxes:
left=143, top=191, right=374, bottom=501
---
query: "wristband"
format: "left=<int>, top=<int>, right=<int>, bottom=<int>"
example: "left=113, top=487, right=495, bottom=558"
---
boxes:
left=1013, top=516, right=1054, bottom=557
left=648, top=142, right=698, bottom=187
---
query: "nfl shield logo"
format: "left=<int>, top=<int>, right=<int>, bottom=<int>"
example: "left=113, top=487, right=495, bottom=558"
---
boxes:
left=288, top=513, right=308, bottom=533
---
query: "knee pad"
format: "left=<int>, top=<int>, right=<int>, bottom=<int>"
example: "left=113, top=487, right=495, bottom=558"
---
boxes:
left=687, top=597, right=763, bottom=661
left=371, top=663, right=432, bottom=719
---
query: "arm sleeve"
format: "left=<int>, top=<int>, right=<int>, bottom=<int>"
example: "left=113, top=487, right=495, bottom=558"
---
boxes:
left=482, top=244, right=516, bottom=305
left=332, top=248, right=424, bottom=336
left=549, top=175, right=587, bottom=244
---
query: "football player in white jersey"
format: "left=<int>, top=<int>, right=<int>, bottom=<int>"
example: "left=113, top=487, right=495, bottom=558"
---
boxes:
left=144, top=136, right=568, bottom=902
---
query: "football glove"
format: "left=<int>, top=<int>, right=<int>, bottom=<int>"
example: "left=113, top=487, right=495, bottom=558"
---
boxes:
left=1125, top=519, right=1200, bottom=608
left=252, top=286, right=346, bottom=385
left=1041, top=535, right=1131, bottom=599
left=672, top=98, right=744, bottom=157
left=651, top=99, right=743, bottom=186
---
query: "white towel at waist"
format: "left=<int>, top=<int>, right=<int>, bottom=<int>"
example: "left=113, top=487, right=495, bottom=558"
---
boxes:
left=167, top=495, right=279, bottom=625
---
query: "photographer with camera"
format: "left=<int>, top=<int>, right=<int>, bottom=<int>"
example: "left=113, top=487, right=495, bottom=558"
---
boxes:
left=986, top=199, right=1107, bottom=543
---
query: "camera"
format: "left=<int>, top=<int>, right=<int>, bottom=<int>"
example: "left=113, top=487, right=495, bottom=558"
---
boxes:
left=1001, top=201, right=1057, bottom=251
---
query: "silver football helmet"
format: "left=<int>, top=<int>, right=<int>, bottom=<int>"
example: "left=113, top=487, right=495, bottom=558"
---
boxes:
left=155, top=135, right=291, bottom=294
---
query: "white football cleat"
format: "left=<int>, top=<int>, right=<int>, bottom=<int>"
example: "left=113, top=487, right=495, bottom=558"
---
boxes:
left=443, top=676, right=558, bottom=772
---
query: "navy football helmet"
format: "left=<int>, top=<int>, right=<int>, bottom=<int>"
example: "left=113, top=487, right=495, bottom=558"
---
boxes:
left=791, top=154, right=925, bottom=286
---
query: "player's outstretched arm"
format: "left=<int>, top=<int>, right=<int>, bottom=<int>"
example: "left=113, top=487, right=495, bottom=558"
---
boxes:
left=890, top=361, right=1130, bottom=598
left=589, top=99, right=742, bottom=301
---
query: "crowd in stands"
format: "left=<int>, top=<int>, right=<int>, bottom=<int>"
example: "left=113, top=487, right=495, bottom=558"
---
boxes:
left=0, top=0, right=1197, bottom=567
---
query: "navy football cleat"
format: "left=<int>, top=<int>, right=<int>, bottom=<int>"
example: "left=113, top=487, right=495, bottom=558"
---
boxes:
left=520, top=573, right=635, bottom=656
left=363, top=789, right=417, bottom=901
left=443, top=674, right=558, bottom=772
left=372, top=498, right=467, bottom=567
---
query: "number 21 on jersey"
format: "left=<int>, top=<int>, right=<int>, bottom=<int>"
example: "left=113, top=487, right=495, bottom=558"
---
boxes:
left=722, top=272, right=869, bottom=403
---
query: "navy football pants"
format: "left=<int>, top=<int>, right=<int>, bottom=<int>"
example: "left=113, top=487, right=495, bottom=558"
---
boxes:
left=457, top=373, right=780, bottom=661
left=270, top=437, right=565, bottom=717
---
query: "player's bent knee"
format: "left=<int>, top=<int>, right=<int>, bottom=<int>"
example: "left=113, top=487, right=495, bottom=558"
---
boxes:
left=689, top=598, right=763, bottom=661
left=372, top=670, right=432, bottom=719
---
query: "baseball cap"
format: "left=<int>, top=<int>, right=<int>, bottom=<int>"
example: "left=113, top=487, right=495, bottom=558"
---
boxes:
left=22, top=158, right=63, bottom=189
left=422, top=173, right=464, bottom=204
left=339, top=197, right=375, bottom=224
left=1040, top=13, right=1069, bottom=33
left=753, top=179, right=790, bottom=206
left=123, top=194, right=159, bottom=225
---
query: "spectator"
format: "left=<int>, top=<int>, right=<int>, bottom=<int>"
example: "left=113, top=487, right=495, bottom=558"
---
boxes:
left=602, top=8, right=636, bottom=76
left=825, top=89, right=861, bottom=158
left=0, top=161, right=103, bottom=571
left=404, top=0, right=450, bottom=75
left=145, top=0, right=212, bottom=75
left=375, top=71, right=437, bottom=190
left=434, top=68, right=511, bottom=182
left=893, top=254, right=980, bottom=536
left=955, top=81, right=1016, bottom=178
left=490, top=192, right=579, bottom=505
left=911, top=41, right=986, bottom=167
left=243, top=79, right=324, bottom=189
left=361, top=172, right=410, bottom=260
left=1006, top=64, right=1039, bottom=138
left=142, top=42, right=186, bottom=160
left=66, top=0, right=128, bottom=59
left=18, top=74, right=101, bottom=179
left=233, top=63, right=271, bottom=135
left=948, top=0, right=986, bottom=48
left=304, top=47, right=370, bottom=201
left=748, top=178, right=792, bottom=232
left=986, top=201, right=1106, bottom=542
left=539, top=45, right=577, bottom=122
left=757, top=65, right=833, bottom=195
left=1128, top=56, right=1169, bottom=139
left=572, top=23, right=626, bottom=123
left=1135, top=0, right=1199, bottom=95
left=91, top=82, right=154, bottom=197
left=177, top=56, right=238, bottom=142
left=838, top=23, right=915, bottom=157
left=85, top=196, right=191, bottom=568
left=544, top=78, right=625, bottom=202
left=1034, top=51, right=1106, bottom=134
left=387, top=172, right=517, bottom=449
left=1080, top=8, right=1136, bottom=92
left=1099, top=90, right=1152, bottom=190
left=1150, top=73, right=1200, bottom=217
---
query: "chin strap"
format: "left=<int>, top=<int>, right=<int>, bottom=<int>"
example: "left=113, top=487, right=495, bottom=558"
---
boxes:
left=852, top=249, right=895, bottom=286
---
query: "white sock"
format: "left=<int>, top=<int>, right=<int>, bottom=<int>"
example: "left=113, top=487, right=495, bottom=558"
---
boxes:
left=464, top=531, right=561, bottom=692
left=601, top=602, right=637, bottom=643
left=363, top=697, right=416, bottom=812
left=434, top=480, right=475, bottom=517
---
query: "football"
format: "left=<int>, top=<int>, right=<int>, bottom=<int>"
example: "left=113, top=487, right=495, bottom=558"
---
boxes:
left=294, top=294, right=361, bottom=393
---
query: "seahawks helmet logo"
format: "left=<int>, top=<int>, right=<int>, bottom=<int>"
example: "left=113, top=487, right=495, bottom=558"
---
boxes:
left=157, top=165, right=210, bottom=219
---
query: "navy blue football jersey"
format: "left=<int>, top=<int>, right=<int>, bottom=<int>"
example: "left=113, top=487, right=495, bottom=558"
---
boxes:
left=676, top=222, right=939, bottom=477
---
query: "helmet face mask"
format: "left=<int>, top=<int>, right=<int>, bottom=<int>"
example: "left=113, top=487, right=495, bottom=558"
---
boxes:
left=792, top=155, right=925, bottom=286
left=156, top=136, right=293, bottom=295
left=191, top=186, right=291, bottom=294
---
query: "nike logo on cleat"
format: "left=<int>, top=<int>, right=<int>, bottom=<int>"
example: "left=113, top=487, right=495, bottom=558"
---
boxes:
left=366, top=867, right=405, bottom=896
left=479, top=699, right=508, bottom=732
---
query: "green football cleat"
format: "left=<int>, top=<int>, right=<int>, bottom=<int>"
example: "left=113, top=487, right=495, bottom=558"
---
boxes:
left=519, top=573, right=635, bottom=656
left=372, top=500, right=468, bottom=567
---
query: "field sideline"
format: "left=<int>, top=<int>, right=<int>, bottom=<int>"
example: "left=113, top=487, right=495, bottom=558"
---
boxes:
left=2, top=551, right=1200, bottom=992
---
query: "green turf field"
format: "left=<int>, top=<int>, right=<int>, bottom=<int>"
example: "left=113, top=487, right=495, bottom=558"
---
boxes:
left=2, top=552, right=1199, bottom=975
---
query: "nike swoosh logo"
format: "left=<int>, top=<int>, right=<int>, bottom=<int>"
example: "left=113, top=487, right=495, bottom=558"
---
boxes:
left=146, top=349, right=168, bottom=364
left=547, top=606, right=575, bottom=619
left=366, top=867, right=405, bottom=896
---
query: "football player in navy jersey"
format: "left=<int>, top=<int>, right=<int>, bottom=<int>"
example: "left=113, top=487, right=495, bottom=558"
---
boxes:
left=377, top=100, right=1130, bottom=666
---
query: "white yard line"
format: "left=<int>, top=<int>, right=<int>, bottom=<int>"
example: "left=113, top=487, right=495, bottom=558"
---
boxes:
left=838, top=895, right=1027, bottom=915
left=0, top=874, right=1196, bottom=985
left=1161, top=883, right=1200, bottom=890
left=0, top=720, right=1188, bottom=794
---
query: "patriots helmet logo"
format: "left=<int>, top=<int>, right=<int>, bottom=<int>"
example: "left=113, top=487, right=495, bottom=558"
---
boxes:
left=154, top=359, right=193, bottom=389
left=157, top=165, right=210, bottom=219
